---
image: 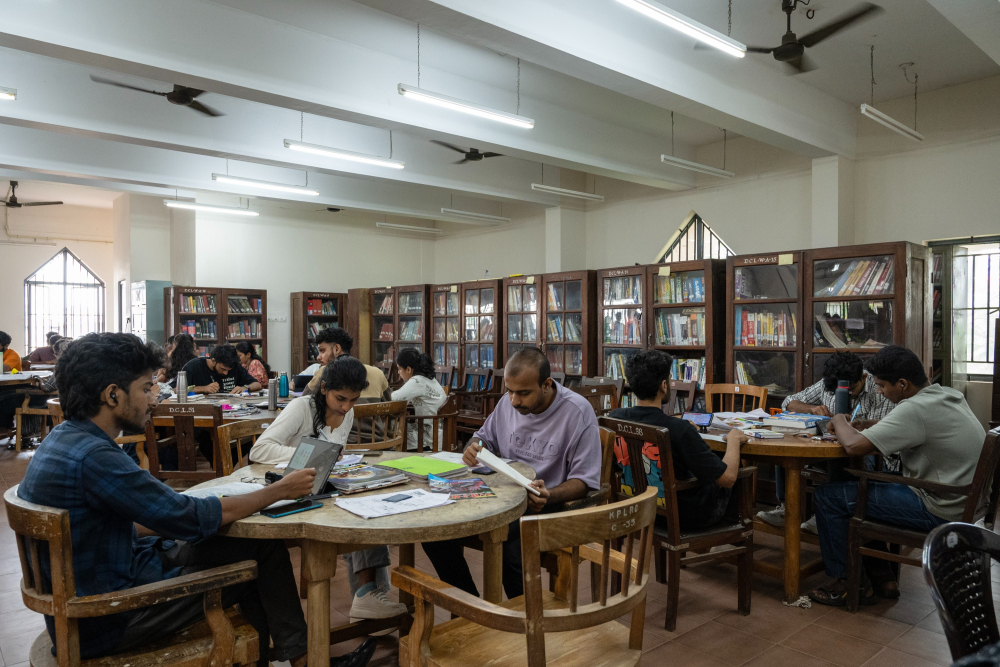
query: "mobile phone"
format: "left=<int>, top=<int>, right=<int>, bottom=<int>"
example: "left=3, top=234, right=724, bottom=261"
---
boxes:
left=260, top=500, right=322, bottom=518
left=382, top=494, right=411, bottom=503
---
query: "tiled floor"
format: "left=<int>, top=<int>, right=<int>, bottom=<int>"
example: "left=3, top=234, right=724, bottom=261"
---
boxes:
left=0, top=440, right=980, bottom=667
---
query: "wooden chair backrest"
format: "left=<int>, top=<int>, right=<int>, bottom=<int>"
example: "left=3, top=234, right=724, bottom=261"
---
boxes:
left=519, top=488, right=657, bottom=665
left=664, top=380, right=698, bottom=415
left=581, top=376, right=624, bottom=406
left=147, top=403, right=225, bottom=477
left=406, top=395, right=459, bottom=453
left=378, top=360, right=404, bottom=391
left=598, top=426, right=616, bottom=487
left=434, top=365, right=455, bottom=389
left=347, top=400, right=407, bottom=451
left=47, top=398, right=64, bottom=425
left=571, top=384, right=618, bottom=417
left=463, top=368, right=492, bottom=392
left=550, top=371, right=567, bottom=386
left=704, top=383, right=768, bottom=413
left=962, top=428, right=1000, bottom=524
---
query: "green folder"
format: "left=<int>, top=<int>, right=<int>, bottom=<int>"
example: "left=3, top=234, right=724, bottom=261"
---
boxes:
left=377, top=456, right=466, bottom=479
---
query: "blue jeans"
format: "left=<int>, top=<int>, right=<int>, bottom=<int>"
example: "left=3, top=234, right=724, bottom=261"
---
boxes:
left=814, top=481, right=948, bottom=579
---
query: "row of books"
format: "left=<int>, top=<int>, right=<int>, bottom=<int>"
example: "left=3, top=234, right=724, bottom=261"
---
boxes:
left=399, top=293, right=424, bottom=314
left=433, top=320, right=461, bottom=341
left=655, top=309, right=706, bottom=346
left=375, top=295, right=393, bottom=315
left=181, top=294, right=216, bottom=314
left=508, top=285, right=537, bottom=312
left=604, top=309, right=642, bottom=345
left=306, top=299, right=337, bottom=315
left=182, top=319, right=217, bottom=338
left=604, top=351, right=632, bottom=380
left=734, top=359, right=790, bottom=396
left=307, top=321, right=336, bottom=338
left=817, top=258, right=895, bottom=297
left=508, top=315, right=537, bottom=342
left=814, top=315, right=886, bottom=349
left=228, top=296, right=262, bottom=314
left=467, top=345, right=495, bottom=369
left=604, top=276, right=642, bottom=306
left=433, top=293, right=459, bottom=317
left=656, top=274, right=705, bottom=304
left=546, top=346, right=583, bottom=374
left=734, top=309, right=797, bottom=347
left=546, top=284, right=563, bottom=311
left=377, top=323, right=394, bottom=340
left=670, top=357, right=707, bottom=389
left=548, top=315, right=582, bottom=343
left=399, top=319, right=423, bottom=341
left=196, top=345, right=215, bottom=357
left=228, top=319, right=261, bottom=338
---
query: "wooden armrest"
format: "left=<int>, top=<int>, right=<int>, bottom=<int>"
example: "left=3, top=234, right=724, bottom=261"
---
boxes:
left=391, top=565, right=525, bottom=633
left=847, top=469, right=970, bottom=495
left=736, top=466, right=757, bottom=479
left=675, top=478, right=700, bottom=492
left=218, top=420, right=264, bottom=442
left=66, top=561, right=257, bottom=617
left=556, top=484, right=611, bottom=512
left=577, top=543, right=640, bottom=580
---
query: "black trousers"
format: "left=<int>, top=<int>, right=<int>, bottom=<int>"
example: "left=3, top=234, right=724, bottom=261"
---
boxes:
left=112, top=536, right=308, bottom=666
left=421, top=519, right=525, bottom=600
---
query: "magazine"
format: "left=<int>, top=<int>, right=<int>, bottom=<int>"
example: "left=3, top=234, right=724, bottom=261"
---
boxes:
left=428, top=474, right=496, bottom=500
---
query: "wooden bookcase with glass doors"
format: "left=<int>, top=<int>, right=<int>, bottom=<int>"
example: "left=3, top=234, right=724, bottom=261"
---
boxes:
left=165, top=285, right=268, bottom=361
left=368, top=285, right=430, bottom=366
left=290, top=291, right=347, bottom=375
left=431, top=279, right=502, bottom=389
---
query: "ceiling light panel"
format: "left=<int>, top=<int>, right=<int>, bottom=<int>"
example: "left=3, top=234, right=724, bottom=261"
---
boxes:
left=439, top=207, right=510, bottom=225
left=660, top=154, right=735, bottom=179
left=531, top=184, right=605, bottom=202
left=284, top=139, right=405, bottom=169
left=376, top=222, right=442, bottom=234
left=0, top=87, right=16, bottom=101
left=860, top=104, right=924, bottom=142
left=398, top=84, right=534, bottom=129
left=212, top=173, right=319, bottom=196
left=616, top=0, right=746, bottom=58
left=163, top=200, right=260, bottom=216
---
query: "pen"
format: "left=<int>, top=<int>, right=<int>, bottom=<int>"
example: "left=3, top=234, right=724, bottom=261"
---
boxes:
left=849, top=403, right=861, bottom=421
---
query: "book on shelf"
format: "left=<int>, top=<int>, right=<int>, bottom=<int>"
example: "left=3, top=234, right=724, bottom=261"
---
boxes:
left=509, top=287, right=523, bottom=312
left=376, top=296, right=393, bottom=315
left=658, top=274, right=705, bottom=303
left=307, top=321, right=337, bottom=338
left=183, top=319, right=217, bottom=338
left=228, top=296, right=262, bottom=314
left=931, top=254, right=942, bottom=284
left=480, top=319, right=495, bottom=341
left=481, top=346, right=495, bottom=368
left=565, top=347, right=583, bottom=374
left=547, top=284, right=563, bottom=310
left=308, top=343, right=320, bottom=360
left=546, top=348, right=564, bottom=372
left=603, top=276, right=641, bottom=306
left=605, top=352, right=630, bottom=380
left=307, top=299, right=337, bottom=316
left=446, top=320, right=460, bottom=341
left=522, top=316, right=537, bottom=342
left=813, top=315, right=886, bottom=349
left=378, top=323, right=394, bottom=340
left=183, top=294, right=216, bottom=314
left=399, top=293, right=423, bottom=314
left=655, top=308, right=706, bottom=346
left=603, top=309, right=642, bottom=345
left=735, top=309, right=796, bottom=347
left=818, top=258, right=895, bottom=297
left=399, top=319, right=423, bottom=341
left=196, top=345, right=214, bottom=357
left=564, top=316, right=581, bottom=342
left=228, top=319, right=261, bottom=338
left=734, top=360, right=790, bottom=396
left=670, top=357, right=707, bottom=389
left=547, top=316, right=564, bottom=342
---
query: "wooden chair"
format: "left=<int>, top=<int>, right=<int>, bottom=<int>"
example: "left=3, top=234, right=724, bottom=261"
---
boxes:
left=21, top=358, right=32, bottom=370
left=704, top=383, right=768, bottom=412
left=378, top=360, right=405, bottom=391
left=455, top=369, right=504, bottom=442
left=13, top=385, right=55, bottom=452
left=600, top=416, right=755, bottom=631
left=549, top=372, right=566, bottom=385
left=405, top=395, right=459, bottom=453
left=571, top=384, right=618, bottom=417
left=434, top=365, right=455, bottom=391
left=46, top=398, right=63, bottom=426
left=663, top=380, right=697, bottom=416
left=581, top=376, right=623, bottom=412
left=146, top=404, right=229, bottom=485
left=846, top=427, right=1000, bottom=612
left=394, top=487, right=658, bottom=667
left=347, top=400, right=407, bottom=451
left=3, top=486, right=259, bottom=667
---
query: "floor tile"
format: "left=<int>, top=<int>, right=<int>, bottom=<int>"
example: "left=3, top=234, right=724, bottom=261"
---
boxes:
left=0, top=608, right=45, bottom=639
left=781, top=623, right=884, bottom=667
left=860, top=646, right=949, bottom=667
left=915, top=610, right=945, bottom=635
left=638, top=640, right=730, bottom=667
left=674, top=620, right=775, bottom=666
left=743, top=644, right=839, bottom=667
left=887, top=627, right=953, bottom=666
left=618, top=596, right=714, bottom=649
left=0, top=629, right=38, bottom=666
left=0, top=574, right=21, bottom=594
left=858, top=597, right=936, bottom=627
left=815, top=607, right=911, bottom=645
left=714, top=587, right=832, bottom=642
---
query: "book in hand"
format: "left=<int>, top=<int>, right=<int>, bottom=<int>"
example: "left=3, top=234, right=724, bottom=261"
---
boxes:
left=328, top=465, right=407, bottom=494
left=376, top=456, right=468, bottom=480
left=762, top=412, right=831, bottom=429
left=428, top=474, right=496, bottom=499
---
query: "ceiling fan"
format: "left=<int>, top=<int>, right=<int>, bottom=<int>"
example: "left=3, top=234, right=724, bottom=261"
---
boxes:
left=3, top=182, right=62, bottom=208
left=89, top=75, right=224, bottom=116
left=746, top=1, right=883, bottom=73
left=431, top=140, right=504, bottom=164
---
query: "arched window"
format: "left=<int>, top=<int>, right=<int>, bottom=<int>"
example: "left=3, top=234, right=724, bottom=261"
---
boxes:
left=655, top=211, right=734, bottom=263
left=24, top=248, right=105, bottom=351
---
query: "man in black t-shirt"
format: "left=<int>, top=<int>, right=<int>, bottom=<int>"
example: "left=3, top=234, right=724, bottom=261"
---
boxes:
left=609, top=351, right=747, bottom=530
left=180, top=345, right=262, bottom=395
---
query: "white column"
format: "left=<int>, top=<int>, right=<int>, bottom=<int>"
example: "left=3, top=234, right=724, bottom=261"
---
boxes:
left=111, top=194, right=131, bottom=332
left=169, top=207, right=196, bottom=285
left=545, top=206, right=587, bottom=273
left=811, top=155, right=856, bottom=248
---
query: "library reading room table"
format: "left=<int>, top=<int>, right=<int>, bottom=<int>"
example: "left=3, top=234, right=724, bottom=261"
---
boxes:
left=187, top=452, right=533, bottom=665
left=703, top=427, right=851, bottom=602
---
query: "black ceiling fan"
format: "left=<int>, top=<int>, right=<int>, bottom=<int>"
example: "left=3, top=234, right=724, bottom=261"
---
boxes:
left=89, top=75, right=224, bottom=116
left=3, top=181, right=62, bottom=208
left=431, top=140, right=504, bottom=164
left=747, top=1, right=883, bottom=73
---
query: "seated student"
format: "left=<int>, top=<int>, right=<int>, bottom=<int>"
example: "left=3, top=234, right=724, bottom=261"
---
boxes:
left=16, top=332, right=377, bottom=667
left=235, top=341, right=270, bottom=386
left=304, top=327, right=389, bottom=400
left=180, top=344, right=261, bottom=395
left=758, top=351, right=896, bottom=534
left=422, top=347, right=601, bottom=599
left=391, top=349, right=447, bottom=451
left=249, top=357, right=407, bottom=626
left=26, top=331, right=62, bottom=364
left=609, top=350, right=746, bottom=530
left=157, top=333, right=197, bottom=385
left=808, top=345, right=987, bottom=607
left=1, top=330, right=21, bottom=372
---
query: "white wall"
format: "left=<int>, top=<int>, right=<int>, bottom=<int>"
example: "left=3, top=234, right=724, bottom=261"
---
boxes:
left=433, top=206, right=548, bottom=283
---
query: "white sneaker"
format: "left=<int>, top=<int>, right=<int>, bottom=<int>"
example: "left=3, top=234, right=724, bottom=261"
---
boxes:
left=756, top=504, right=785, bottom=527
left=350, top=587, right=408, bottom=636
left=801, top=515, right=818, bottom=535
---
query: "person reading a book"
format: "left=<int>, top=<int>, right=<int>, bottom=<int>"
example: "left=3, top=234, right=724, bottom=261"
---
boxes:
left=609, top=350, right=748, bottom=529
left=304, top=327, right=389, bottom=400
left=16, top=332, right=379, bottom=667
left=391, top=349, right=447, bottom=451
left=808, top=345, right=986, bottom=607
left=235, top=341, right=270, bottom=386
left=421, top=347, right=601, bottom=599
left=248, top=357, right=408, bottom=628
left=758, top=351, right=895, bottom=535
left=179, top=344, right=261, bottom=395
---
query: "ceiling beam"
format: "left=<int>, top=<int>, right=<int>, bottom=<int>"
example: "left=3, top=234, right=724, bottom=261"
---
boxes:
left=925, top=0, right=1000, bottom=67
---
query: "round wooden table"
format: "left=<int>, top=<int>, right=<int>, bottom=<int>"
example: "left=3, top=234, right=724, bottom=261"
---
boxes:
left=703, top=428, right=851, bottom=602
left=189, top=452, right=533, bottom=665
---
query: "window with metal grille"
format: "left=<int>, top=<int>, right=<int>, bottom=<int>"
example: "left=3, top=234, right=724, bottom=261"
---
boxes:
left=655, top=212, right=734, bottom=263
left=953, top=242, right=999, bottom=376
left=24, top=248, right=106, bottom=352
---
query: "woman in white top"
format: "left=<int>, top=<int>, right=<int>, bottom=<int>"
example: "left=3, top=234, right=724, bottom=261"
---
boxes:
left=248, top=358, right=407, bottom=627
left=391, top=349, right=448, bottom=451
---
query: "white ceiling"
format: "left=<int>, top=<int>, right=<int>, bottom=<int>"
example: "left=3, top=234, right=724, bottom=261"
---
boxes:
left=2, top=179, right=120, bottom=209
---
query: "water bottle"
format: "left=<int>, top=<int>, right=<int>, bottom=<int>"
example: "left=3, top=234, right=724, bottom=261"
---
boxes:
left=834, top=379, right=851, bottom=415
left=268, top=378, right=278, bottom=411
left=176, top=371, right=188, bottom=404
left=278, top=372, right=289, bottom=398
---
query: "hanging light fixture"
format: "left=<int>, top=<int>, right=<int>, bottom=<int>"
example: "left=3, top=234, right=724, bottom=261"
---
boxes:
left=859, top=48, right=923, bottom=142
left=616, top=0, right=746, bottom=58
left=212, top=174, right=319, bottom=196
left=439, top=208, right=509, bottom=225
left=163, top=200, right=259, bottom=216
left=530, top=184, right=604, bottom=202
left=0, top=86, right=16, bottom=101
left=284, top=139, right=405, bottom=169
left=661, top=112, right=735, bottom=178
left=376, top=222, right=442, bottom=234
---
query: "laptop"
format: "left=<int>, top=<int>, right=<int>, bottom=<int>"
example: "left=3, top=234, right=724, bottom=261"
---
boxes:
left=284, top=436, right=344, bottom=498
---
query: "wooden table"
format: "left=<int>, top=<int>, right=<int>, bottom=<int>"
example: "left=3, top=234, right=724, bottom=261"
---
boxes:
left=0, top=371, right=50, bottom=387
left=189, top=453, right=533, bottom=665
left=703, top=428, right=851, bottom=602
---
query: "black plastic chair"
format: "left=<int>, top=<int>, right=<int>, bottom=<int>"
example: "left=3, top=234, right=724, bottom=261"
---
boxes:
left=923, top=522, right=1000, bottom=661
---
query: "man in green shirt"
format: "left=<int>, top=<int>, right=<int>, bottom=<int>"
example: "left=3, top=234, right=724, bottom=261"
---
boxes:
left=809, top=345, right=986, bottom=606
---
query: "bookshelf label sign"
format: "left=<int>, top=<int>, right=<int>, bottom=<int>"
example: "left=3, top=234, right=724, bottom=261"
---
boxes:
left=526, top=276, right=534, bottom=284
left=509, top=276, right=528, bottom=285
left=737, top=256, right=779, bottom=266
left=658, top=266, right=671, bottom=277
left=606, top=269, right=632, bottom=277
left=778, top=253, right=794, bottom=266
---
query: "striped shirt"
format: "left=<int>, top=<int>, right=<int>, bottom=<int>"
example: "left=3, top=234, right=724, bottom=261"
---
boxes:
left=781, top=373, right=894, bottom=421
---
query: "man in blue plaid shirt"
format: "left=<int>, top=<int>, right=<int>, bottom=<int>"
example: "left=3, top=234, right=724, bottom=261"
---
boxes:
left=17, top=333, right=375, bottom=667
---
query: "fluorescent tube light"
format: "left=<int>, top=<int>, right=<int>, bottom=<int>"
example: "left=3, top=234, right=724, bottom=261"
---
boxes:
left=163, top=200, right=259, bottom=216
left=284, top=139, right=405, bottom=170
left=440, top=207, right=510, bottom=225
left=860, top=104, right=924, bottom=142
left=530, top=183, right=604, bottom=202
left=398, top=84, right=534, bottom=129
left=660, top=154, right=735, bottom=179
left=212, top=173, right=319, bottom=196
left=0, top=87, right=16, bottom=101
left=376, top=222, right=442, bottom=235
left=616, top=0, right=746, bottom=58
left=0, top=240, right=56, bottom=247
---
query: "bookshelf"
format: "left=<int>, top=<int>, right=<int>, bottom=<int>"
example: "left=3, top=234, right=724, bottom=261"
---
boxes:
left=503, top=275, right=541, bottom=362
left=223, top=288, right=268, bottom=360
left=461, top=279, right=503, bottom=377
left=541, top=270, right=597, bottom=380
left=803, top=241, right=932, bottom=385
left=597, top=265, right=646, bottom=383
left=165, top=286, right=223, bottom=358
left=431, top=283, right=462, bottom=383
left=290, top=291, right=348, bottom=375
left=370, top=287, right=395, bottom=365
left=725, top=252, right=804, bottom=402
left=367, top=285, right=431, bottom=366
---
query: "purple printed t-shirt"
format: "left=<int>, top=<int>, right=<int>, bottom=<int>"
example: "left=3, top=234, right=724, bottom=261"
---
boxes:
left=474, top=381, right=601, bottom=491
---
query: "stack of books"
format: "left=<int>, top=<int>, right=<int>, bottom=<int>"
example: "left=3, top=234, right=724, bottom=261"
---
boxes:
left=376, top=296, right=394, bottom=315
left=376, top=456, right=468, bottom=482
left=762, top=412, right=830, bottom=431
left=328, top=465, right=407, bottom=494
left=399, top=293, right=423, bottom=314
left=228, top=319, right=261, bottom=338
left=547, top=284, right=563, bottom=310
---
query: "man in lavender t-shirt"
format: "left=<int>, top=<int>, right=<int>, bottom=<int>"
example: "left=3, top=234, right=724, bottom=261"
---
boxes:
left=421, top=348, right=601, bottom=599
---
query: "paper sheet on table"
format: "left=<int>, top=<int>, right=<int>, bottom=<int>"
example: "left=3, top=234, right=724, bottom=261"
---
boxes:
left=429, top=451, right=514, bottom=466
left=474, top=448, right=540, bottom=496
left=335, top=488, right=453, bottom=519
left=182, top=482, right=263, bottom=499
